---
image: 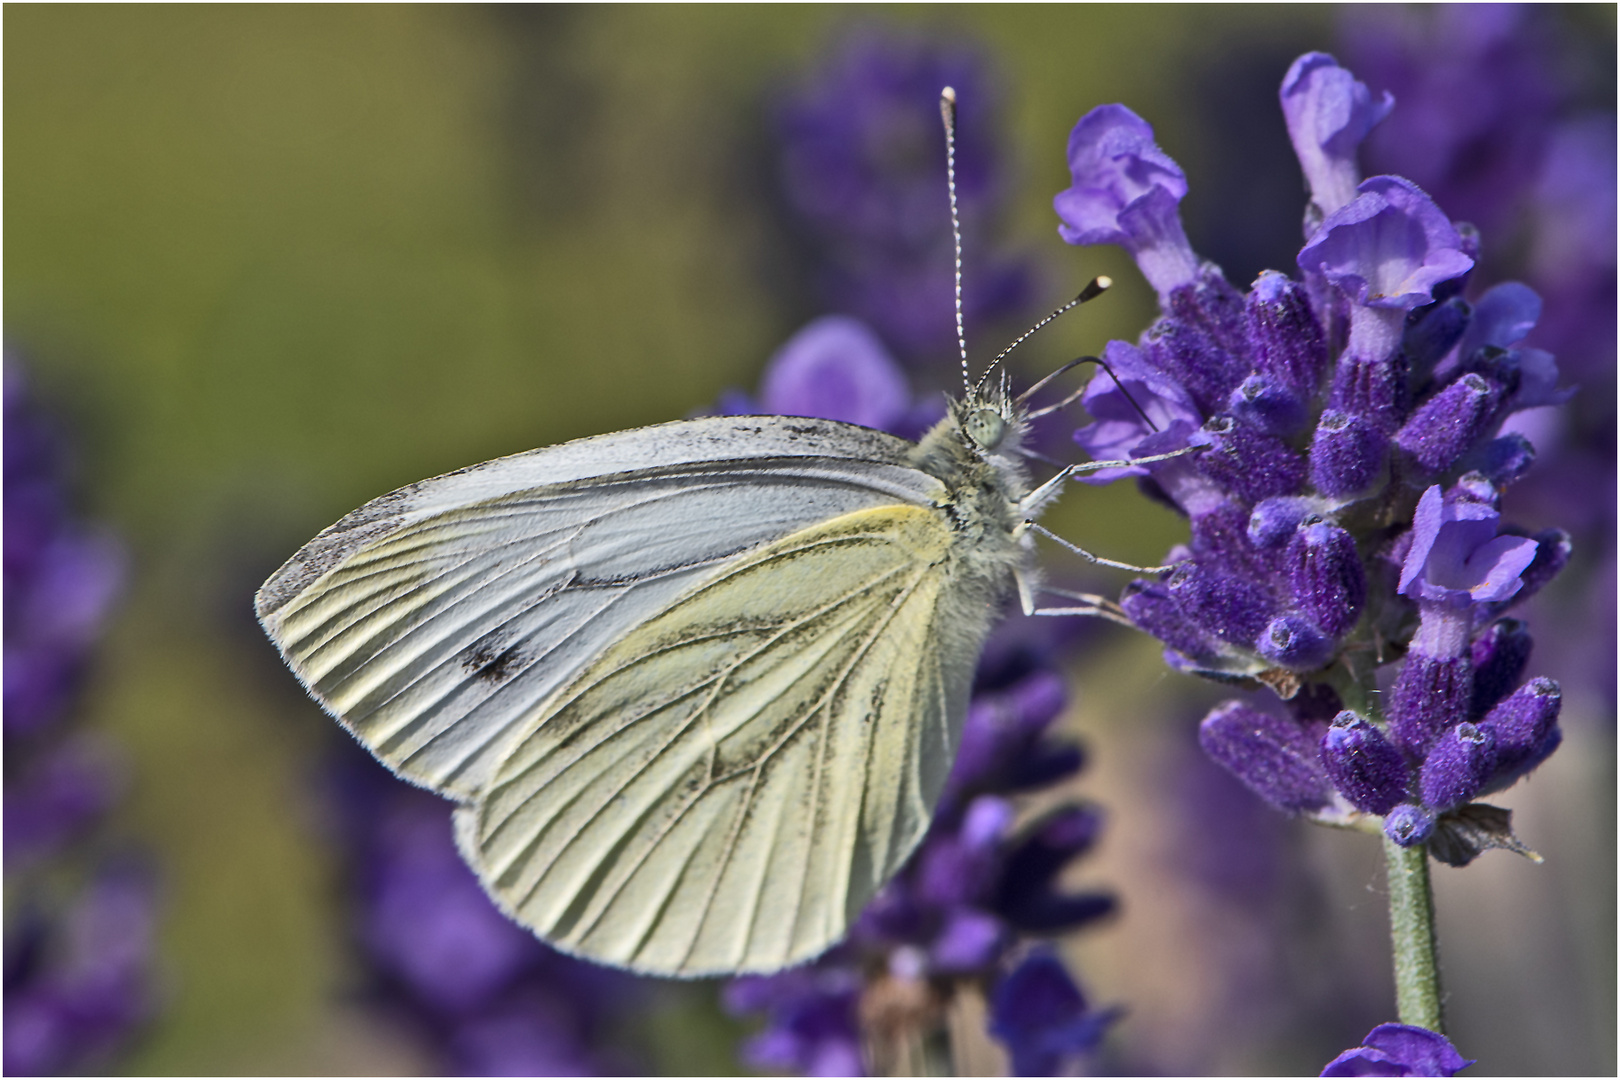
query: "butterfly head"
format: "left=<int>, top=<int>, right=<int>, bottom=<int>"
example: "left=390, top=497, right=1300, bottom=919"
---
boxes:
left=954, top=373, right=1026, bottom=459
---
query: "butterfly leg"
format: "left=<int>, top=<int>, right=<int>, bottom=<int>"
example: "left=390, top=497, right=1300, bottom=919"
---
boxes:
left=1017, top=445, right=1200, bottom=517
left=1025, top=521, right=1180, bottom=575
left=1014, top=566, right=1135, bottom=626
left=1028, top=587, right=1135, bottom=628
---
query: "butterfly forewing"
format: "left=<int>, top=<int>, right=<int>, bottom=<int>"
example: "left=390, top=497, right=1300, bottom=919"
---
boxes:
left=256, top=418, right=946, bottom=800
left=463, top=504, right=983, bottom=976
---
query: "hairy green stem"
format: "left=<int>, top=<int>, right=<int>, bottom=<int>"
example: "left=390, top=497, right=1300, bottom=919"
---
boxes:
left=1384, top=835, right=1444, bottom=1032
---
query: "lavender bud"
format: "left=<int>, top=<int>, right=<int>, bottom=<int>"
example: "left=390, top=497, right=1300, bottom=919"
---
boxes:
left=1387, top=654, right=1473, bottom=756
left=1191, top=500, right=1278, bottom=582
left=1198, top=701, right=1334, bottom=813
left=1120, top=579, right=1220, bottom=661
left=1310, top=409, right=1388, bottom=497
left=1244, top=271, right=1327, bottom=396
left=1248, top=497, right=1317, bottom=549
left=1195, top=416, right=1308, bottom=503
left=1419, top=723, right=1497, bottom=810
left=1469, top=433, right=1536, bottom=488
left=1383, top=803, right=1437, bottom=847
left=1480, top=677, right=1561, bottom=774
left=1402, top=297, right=1471, bottom=378
left=1393, top=373, right=1502, bottom=477
left=1167, top=266, right=1250, bottom=357
left=1469, top=619, right=1532, bottom=720
left=1257, top=615, right=1333, bottom=671
left=1320, top=711, right=1410, bottom=815
left=1287, top=521, right=1366, bottom=639
left=1503, top=528, right=1573, bottom=610
left=1167, top=563, right=1275, bottom=646
left=1329, top=350, right=1410, bottom=433
left=1142, top=318, right=1246, bottom=416
left=1228, top=373, right=1307, bottom=436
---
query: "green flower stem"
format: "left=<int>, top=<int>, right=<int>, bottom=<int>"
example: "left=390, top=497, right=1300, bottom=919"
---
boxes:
left=1384, top=835, right=1444, bottom=1032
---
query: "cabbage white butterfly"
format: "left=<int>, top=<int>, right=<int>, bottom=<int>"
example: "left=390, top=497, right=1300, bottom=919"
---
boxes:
left=257, top=90, right=1160, bottom=977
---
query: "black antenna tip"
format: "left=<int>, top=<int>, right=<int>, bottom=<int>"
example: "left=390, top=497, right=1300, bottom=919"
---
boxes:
left=1077, top=276, right=1113, bottom=304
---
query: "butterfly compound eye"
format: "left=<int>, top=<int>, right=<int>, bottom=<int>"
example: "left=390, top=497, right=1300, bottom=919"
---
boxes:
left=965, top=407, right=1007, bottom=450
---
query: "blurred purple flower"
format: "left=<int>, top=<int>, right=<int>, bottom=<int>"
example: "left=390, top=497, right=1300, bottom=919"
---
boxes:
left=325, top=747, right=640, bottom=1076
left=1321, top=1022, right=1474, bottom=1077
left=989, top=950, right=1120, bottom=1077
left=4, top=864, right=162, bottom=1077
left=1342, top=5, right=1566, bottom=240
left=774, top=24, right=1036, bottom=364
left=756, top=316, right=911, bottom=430
left=4, top=353, right=156, bottom=1077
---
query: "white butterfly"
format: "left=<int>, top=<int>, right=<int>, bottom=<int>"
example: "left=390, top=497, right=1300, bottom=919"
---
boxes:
left=257, top=91, right=1165, bottom=978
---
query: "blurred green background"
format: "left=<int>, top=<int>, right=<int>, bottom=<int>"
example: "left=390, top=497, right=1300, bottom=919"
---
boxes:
left=6, top=5, right=1612, bottom=1075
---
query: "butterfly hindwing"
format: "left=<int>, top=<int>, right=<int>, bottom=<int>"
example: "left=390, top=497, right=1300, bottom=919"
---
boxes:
left=255, top=418, right=946, bottom=800
left=462, top=504, right=984, bottom=976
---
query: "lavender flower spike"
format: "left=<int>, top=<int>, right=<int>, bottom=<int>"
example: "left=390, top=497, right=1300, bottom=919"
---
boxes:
left=1055, top=104, right=1199, bottom=300
left=1298, top=175, right=1474, bottom=361
left=1281, top=52, right=1395, bottom=221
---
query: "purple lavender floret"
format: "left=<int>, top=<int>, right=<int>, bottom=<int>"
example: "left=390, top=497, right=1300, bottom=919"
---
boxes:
left=1054, top=54, right=1575, bottom=858
left=1321, top=1021, right=1475, bottom=1077
left=1055, top=104, right=1199, bottom=300
left=1280, top=53, right=1394, bottom=221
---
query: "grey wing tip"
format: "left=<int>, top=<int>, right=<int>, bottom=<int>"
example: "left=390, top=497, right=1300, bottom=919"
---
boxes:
left=253, top=555, right=307, bottom=626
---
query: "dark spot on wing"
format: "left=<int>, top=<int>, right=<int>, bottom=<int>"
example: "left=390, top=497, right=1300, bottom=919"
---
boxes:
left=462, top=635, right=527, bottom=684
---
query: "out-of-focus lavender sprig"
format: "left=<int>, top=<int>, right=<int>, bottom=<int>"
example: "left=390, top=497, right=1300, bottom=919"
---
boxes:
left=322, top=743, right=641, bottom=1076
left=772, top=24, right=1038, bottom=370
left=720, top=320, right=1118, bottom=1077
left=1054, top=48, right=1585, bottom=1047
left=1340, top=4, right=1617, bottom=714
left=4, top=354, right=159, bottom=1076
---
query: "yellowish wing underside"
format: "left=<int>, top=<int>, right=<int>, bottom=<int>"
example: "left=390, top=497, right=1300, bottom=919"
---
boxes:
left=463, top=504, right=968, bottom=976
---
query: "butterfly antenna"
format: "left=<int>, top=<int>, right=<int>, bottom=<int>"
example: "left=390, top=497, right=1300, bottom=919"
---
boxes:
left=940, top=86, right=971, bottom=395
left=972, top=276, right=1112, bottom=395
left=1019, top=354, right=1162, bottom=431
